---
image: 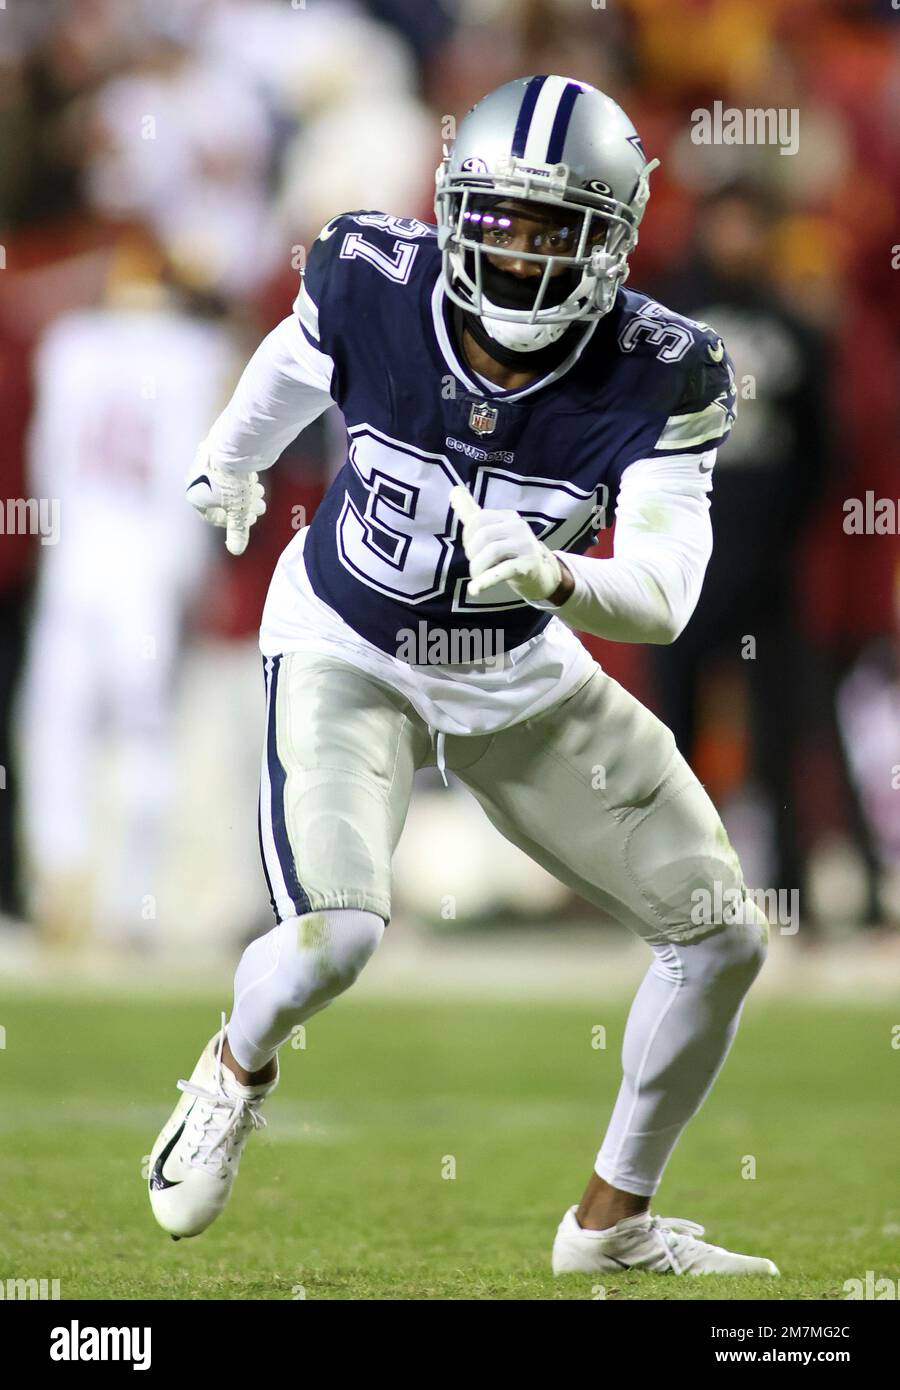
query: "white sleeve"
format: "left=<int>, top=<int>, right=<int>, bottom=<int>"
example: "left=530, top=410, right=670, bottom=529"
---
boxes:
left=205, top=314, right=335, bottom=474
left=540, top=451, right=716, bottom=644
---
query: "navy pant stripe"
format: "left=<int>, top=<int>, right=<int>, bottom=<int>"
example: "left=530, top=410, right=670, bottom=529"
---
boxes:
left=264, top=654, right=312, bottom=920
left=258, top=789, right=278, bottom=922
left=259, top=657, right=280, bottom=921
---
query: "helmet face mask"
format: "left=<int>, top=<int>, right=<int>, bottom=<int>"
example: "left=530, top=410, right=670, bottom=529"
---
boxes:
left=434, top=76, right=659, bottom=347
left=449, top=190, right=626, bottom=325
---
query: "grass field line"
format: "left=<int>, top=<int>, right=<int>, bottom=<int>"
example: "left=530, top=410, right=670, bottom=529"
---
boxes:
left=0, top=1099, right=354, bottom=1148
left=2, top=1095, right=610, bottom=1141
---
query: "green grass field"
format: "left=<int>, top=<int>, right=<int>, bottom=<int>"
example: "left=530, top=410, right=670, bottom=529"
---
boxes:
left=1, top=989, right=897, bottom=1300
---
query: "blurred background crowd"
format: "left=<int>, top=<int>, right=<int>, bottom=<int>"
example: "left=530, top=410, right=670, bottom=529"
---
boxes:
left=0, top=0, right=897, bottom=958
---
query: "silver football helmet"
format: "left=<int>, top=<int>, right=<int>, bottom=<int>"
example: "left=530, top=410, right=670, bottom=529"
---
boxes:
left=435, top=75, right=659, bottom=352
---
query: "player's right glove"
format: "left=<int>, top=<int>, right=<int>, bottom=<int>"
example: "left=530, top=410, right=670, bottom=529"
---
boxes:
left=450, top=485, right=563, bottom=602
left=186, top=444, right=266, bottom=556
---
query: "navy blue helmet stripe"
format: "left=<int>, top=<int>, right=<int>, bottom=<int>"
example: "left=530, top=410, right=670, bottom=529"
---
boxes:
left=510, top=75, right=548, bottom=158
left=546, top=81, right=582, bottom=163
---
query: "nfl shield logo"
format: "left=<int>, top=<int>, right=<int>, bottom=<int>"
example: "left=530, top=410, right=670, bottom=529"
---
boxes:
left=469, top=401, right=498, bottom=436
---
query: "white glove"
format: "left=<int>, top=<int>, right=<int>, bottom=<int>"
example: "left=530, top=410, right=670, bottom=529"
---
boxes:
left=186, top=445, right=266, bottom=556
left=450, top=485, right=562, bottom=602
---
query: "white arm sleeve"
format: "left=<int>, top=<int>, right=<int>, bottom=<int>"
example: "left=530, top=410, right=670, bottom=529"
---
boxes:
left=205, top=314, right=335, bottom=474
left=542, top=452, right=716, bottom=644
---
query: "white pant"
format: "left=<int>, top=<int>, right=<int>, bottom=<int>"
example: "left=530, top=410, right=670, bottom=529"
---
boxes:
left=259, top=648, right=753, bottom=945
left=239, top=647, right=768, bottom=1194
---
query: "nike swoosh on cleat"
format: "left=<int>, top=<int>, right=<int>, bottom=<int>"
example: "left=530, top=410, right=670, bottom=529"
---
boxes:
left=150, top=1104, right=195, bottom=1191
left=187, top=474, right=211, bottom=491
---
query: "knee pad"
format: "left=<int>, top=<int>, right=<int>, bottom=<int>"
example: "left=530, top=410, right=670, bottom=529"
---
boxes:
left=273, top=908, right=384, bottom=1008
left=684, top=908, right=768, bottom=998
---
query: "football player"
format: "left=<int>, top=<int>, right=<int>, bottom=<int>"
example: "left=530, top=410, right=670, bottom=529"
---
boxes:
left=149, top=77, right=777, bottom=1277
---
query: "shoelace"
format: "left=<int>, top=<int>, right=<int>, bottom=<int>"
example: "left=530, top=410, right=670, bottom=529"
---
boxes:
left=648, top=1216, right=707, bottom=1275
left=176, top=1013, right=268, bottom=1176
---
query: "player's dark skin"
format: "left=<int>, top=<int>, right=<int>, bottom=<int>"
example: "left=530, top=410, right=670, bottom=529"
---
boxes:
left=224, top=200, right=645, bottom=1232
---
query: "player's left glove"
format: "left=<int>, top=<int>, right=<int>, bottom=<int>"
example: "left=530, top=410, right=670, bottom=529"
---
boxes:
left=450, top=485, right=563, bottom=602
left=186, top=443, right=266, bottom=556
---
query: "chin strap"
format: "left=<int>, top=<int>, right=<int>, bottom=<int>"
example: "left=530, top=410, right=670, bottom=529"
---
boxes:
left=455, top=305, right=583, bottom=373
left=482, top=310, right=569, bottom=354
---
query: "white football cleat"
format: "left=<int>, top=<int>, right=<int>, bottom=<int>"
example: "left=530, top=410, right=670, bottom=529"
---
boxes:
left=552, top=1206, right=779, bottom=1276
left=148, top=1015, right=277, bottom=1239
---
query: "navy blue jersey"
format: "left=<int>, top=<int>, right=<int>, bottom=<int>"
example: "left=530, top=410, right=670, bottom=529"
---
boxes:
left=295, top=211, right=736, bottom=658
